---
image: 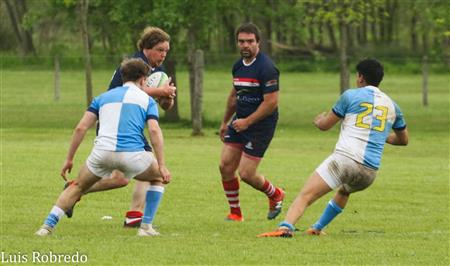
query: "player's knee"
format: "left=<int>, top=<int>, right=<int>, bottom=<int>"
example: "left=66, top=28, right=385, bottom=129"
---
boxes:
left=72, top=181, right=88, bottom=194
left=116, top=178, right=129, bottom=188
left=150, top=179, right=164, bottom=186
left=237, top=169, right=253, bottom=182
left=337, top=187, right=350, bottom=197
left=110, top=170, right=126, bottom=180
left=219, top=163, right=233, bottom=177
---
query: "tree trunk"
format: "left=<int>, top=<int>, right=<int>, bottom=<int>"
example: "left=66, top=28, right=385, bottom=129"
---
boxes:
left=361, top=10, right=368, bottom=44
left=79, top=0, right=93, bottom=107
left=317, top=21, right=324, bottom=47
left=4, top=0, right=35, bottom=55
left=378, top=5, right=386, bottom=43
left=346, top=24, right=354, bottom=50
left=261, top=12, right=273, bottom=56
left=370, top=4, right=378, bottom=43
left=16, top=0, right=35, bottom=54
left=187, top=29, right=196, bottom=125
left=4, top=0, right=23, bottom=45
left=443, top=35, right=450, bottom=68
left=339, top=21, right=350, bottom=94
left=326, top=22, right=338, bottom=51
left=308, top=24, right=315, bottom=47
left=192, top=50, right=204, bottom=136
left=386, top=0, right=397, bottom=43
left=422, top=55, right=429, bottom=107
left=222, top=13, right=236, bottom=53
left=422, top=33, right=429, bottom=107
left=164, top=58, right=180, bottom=122
left=411, top=9, right=418, bottom=51
left=54, top=55, right=61, bottom=101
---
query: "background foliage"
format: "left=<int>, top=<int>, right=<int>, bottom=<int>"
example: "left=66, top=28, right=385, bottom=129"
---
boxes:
left=1, top=0, right=449, bottom=71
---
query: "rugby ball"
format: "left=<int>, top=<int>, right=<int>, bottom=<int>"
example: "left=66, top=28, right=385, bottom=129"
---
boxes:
left=146, top=71, right=169, bottom=88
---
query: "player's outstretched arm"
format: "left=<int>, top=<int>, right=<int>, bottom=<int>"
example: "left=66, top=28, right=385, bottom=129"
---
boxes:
left=61, top=111, right=97, bottom=180
left=313, top=111, right=340, bottom=131
left=386, top=128, right=409, bottom=145
left=147, top=119, right=171, bottom=183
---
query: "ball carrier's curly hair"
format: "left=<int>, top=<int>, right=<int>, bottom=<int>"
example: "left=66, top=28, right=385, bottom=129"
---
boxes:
left=137, top=27, right=171, bottom=51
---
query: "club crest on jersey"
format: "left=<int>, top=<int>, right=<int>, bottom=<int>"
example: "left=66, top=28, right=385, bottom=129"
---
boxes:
left=245, top=142, right=253, bottom=150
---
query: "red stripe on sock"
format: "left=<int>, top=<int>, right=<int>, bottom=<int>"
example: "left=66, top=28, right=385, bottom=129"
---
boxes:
left=261, top=180, right=280, bottom=199
left=222, top=178, right=242, bottom=216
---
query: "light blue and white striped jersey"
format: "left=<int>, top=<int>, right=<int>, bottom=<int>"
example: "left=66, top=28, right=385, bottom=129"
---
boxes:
left=87, top=82, right=159, bottom=152
left=332, top=86, right=406, bottom=170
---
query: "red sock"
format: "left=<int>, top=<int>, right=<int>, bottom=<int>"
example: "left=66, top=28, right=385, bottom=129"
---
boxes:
left=222, top=178, right=242, bottom=216
left=261, top=179, right=281, bottom=200
left=125, top=210, right=143, bottom=218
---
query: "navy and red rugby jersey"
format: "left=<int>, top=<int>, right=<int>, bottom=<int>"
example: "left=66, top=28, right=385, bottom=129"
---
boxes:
left=232, top=52, right=279, bottom=126
left=108, top=51, right=164, bottom=90
left=107, top=50, right=163, bottom=152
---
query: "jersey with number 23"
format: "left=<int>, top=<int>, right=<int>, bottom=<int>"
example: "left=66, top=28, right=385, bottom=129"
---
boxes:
left=332, top=86, right=406, bottom=170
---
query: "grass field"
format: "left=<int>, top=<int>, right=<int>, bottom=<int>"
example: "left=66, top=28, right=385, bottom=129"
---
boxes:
left=1, top=68, right=449, bottom=265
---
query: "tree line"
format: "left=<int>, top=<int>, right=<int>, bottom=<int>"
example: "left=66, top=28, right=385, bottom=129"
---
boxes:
left=2, top=0, right=449, bottom=62
left=1, top=0, right=448, bottom=128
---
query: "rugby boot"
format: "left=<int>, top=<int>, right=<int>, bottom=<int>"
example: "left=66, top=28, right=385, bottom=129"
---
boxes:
left=267, top=188, right=285, bottom=220
left=306, top=227, right=327, bottom=236
left=124, top=211, right=143, bottom=228
left=35, top=224, right=53, bottom=236
left=137, top=223, right=160, bottom=236
left=224, top=213, right=244, bottom=222
left=257, top=227, right=293, bottom=238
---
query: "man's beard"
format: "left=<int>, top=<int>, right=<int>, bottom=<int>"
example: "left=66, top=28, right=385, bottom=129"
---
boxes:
left=240, top=50, right=252, bottom=59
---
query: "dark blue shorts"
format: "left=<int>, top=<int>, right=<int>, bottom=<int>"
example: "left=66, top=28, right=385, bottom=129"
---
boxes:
left=224, top=123, right=276, bottom=158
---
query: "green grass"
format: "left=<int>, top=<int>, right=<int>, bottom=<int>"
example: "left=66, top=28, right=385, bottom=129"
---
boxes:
left=1, top=69, right=449, bottom=265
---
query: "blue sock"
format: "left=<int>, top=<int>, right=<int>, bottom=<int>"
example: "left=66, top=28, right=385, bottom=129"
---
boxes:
left=44, top=206, right=65, bottom=228
left=278, top=221, right=295, bottom=231
left=312, top=199, right=343, bottom=230
left=142, top=186, right=165, bottom=224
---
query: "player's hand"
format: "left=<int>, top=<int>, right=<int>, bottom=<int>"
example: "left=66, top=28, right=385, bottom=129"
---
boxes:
left=232, top=118, right=249, bottom=132
left=219, top=122, right=228, bottom=142
left=157, top=97, right=174, bottom=111
left=60, top=159, right=73, bottom=181
left=159, top=165, right=171, bottom=184
left=161, top=77, right=176, bottom=98
left=313, top=112, right=327, bottom=128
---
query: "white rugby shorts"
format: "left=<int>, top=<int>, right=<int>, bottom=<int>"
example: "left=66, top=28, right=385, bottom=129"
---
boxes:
left=86, top=148, right=154, bottom=179
left=316, top=152, right=377, bottom=193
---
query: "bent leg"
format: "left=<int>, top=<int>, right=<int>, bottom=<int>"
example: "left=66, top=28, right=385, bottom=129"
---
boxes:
left=309, top=188, right=348, bottom=232
left=237, top=155, right=263, bottom=188
left=85, top=170, right=130, bottom=193
left=134, top=160, right=166, bottom=228
left=238, top=155, right=285, bottom=219
left=55, top=164, right=101, bottom=212
left=219, top=144, right=241, bottom=181
left=283, top=171, right=332, bottom=227
left=40, top=164, right=100, bottom=231
left=334, top=187, right=350, bottom=208
left=129, top=180, right=151, bottom=212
